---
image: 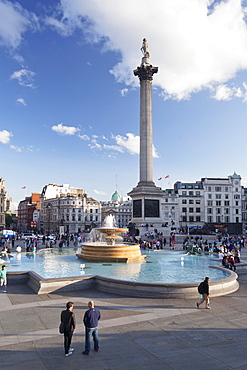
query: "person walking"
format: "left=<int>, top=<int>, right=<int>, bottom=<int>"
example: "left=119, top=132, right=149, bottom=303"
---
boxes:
left=196, top=277, right=211, bottom=309
left=82, top=301, right=101, bottom=355
left=60, top=301, right=76, bottom=357
left=0, top=265, right=7, bottom=292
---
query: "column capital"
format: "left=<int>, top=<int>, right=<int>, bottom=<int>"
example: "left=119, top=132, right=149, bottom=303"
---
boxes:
left=133, top=64, right=158, bottom=82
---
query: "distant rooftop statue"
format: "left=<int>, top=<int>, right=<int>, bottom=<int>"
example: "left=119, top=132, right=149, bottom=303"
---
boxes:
left=140, top=38, right=149, bottom=57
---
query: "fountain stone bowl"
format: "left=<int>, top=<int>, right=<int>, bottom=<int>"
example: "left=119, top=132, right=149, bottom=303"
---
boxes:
left=76, top=227, right=146, bottom=263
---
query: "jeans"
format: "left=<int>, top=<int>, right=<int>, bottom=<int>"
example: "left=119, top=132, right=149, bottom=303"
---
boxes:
left=84, top=327, right=99, bottom=353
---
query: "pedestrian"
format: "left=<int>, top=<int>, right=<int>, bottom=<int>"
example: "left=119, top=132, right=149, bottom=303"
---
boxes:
left=196, top=277, right=211, bottom=309
left=82, top=300, right=101, bottom=355
left=60, top=301, right=76, bottom=357
left=0, top=264, right=7, bottom=292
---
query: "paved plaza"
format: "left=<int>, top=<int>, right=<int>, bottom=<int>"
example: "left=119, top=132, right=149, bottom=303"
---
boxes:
left=1, top=247, right=247, bottom=369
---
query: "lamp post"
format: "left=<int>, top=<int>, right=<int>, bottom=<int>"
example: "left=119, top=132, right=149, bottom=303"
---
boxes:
left=47, top=203, right=52, bottom=235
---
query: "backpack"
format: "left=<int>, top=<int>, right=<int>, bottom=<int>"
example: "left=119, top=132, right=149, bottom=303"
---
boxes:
left=198, top=282, right=204, bottom=294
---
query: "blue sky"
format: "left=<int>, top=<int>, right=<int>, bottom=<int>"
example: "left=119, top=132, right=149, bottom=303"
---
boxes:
left=1, top=0, right=247, bottom=210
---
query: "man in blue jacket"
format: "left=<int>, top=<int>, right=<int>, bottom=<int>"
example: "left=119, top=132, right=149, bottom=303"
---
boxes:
left=82, top=300, right=101, bottom=355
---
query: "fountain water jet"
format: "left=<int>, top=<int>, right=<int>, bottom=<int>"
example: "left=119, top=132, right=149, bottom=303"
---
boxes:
left=76, top=215, right=146, bottom=263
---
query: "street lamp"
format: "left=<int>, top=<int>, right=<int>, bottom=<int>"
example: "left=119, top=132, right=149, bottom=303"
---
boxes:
left=47, top=203, right=52, bottom=235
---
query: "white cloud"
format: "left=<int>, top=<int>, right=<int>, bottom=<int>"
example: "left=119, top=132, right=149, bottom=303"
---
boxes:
left=113, top=133, right=139, bottom=155
left=210, top=82, right=247, bottom=102
left=78, top=134, right=90, bottom=140
left=52, top=123, right=80, bottom=135
left=0, top=130, right=12, bottom=144
left=103, top=143, right=124, bottom=153
left=88, top=138, right=102, bottom=150
left=10, top=144, right=22, bottom=152
left=16, top=98, right=26, bottom=106
left=0, top=0, right=38, bottom=50
left=55, top=0, right=247, bottom=100
left=93, top=189, right=107, bottom=195
left=10, top=69, right=36, bottom=88
left=120, top=88, right=128, bottom=97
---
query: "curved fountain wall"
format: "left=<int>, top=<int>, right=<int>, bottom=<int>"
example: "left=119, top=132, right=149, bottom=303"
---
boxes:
left=7, top=265, right=239, bottom=298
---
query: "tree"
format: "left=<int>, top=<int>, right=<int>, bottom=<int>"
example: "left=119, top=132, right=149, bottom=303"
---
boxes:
left=5, top=213, right=13, bottom=229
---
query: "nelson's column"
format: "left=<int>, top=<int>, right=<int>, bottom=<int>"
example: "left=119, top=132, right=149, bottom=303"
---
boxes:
left=128, top=39, right=163, bottom=227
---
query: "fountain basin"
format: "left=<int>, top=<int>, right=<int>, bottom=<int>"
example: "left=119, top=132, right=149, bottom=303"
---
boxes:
left=77, top=242, right=146, bottom=263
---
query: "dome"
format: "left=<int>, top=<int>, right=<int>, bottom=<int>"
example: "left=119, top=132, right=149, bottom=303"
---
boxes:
left=111, top=190, right=121, bottom=201
left=231, top=172, right=241, bottom=179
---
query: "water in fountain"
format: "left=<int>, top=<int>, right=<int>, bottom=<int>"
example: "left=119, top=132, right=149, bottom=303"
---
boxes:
left=102, top=214, right=117, bottom=228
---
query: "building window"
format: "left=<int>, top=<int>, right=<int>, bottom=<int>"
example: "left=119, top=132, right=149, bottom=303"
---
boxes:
left=208, top=187, right=212, bottom=191
left=95, top=209, right=98, bottom=213
left=66, top=215, right=69, bottom=221
left=225, top=216, right=229, bottom=223
left=182, top=191, right=187, bottom=195
left=234, top=195, right=240, bottom=199
left=78, top=216, right=81, bottom=221
left=95, top=216, right=98, bottom=221
left=196, top=200, right=200, bottom=204
left=182, top=207, right=187, bottom=213
left=188, top=185, right=193, bottom=189
left=207, top=201, right=213, bottom=206
left=196, top=208, right=201, bottom=213
left=165, top=198, right=168, bottom=202
left=216, top=216, right=221, bottom=222
left=216, top=194, right=221, bottom=199
left=236, top=209, right=239, bottom=214
left=182, top=199, right=187, bottom=204
left=72, top=208, right=75, bottom=212
left=216, top=201, right=221, bottom=206
left=196, top=216, right=201, bottom=222
left=208, top=216, right=212, bottom=222
left=224, top=208, right=229, bottom=214
left=207, top=208, right=212, bottom=214
left=225, top=187, right=228, bottom=192
left=189, top=208, right=193, bottom=213
left=90, top=216, right=93, bottom=221
left=189, top=191, right=193, bottom=196
left=216, top=208, right=221, bottom=214
left=215, top=187, right=221, bottom=191
left=236, top=201, right=238, bottom=206
left=225, top=194, right=229, bottom=199
left=72, top=215, right=75, bottom=221
left=90, top=209, right=93, bottom=213
left=224, top=201, right=230, bottom=206
left=182, top=216, right=187, bottom=222
left=196, top=191, right=200, bottom=195
left=189, top=200, right=194, bottom=204
left=189, top=216, right=194, bottom=222
left=236, top=217, right=239, bottom=223
left=236, top=188, right=238, bottom=192
left=208, top=194, right=212, bottom=199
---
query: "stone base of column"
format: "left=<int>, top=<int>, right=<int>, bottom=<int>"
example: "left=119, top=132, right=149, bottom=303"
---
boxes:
left=128, top=183, right=164, bottom=226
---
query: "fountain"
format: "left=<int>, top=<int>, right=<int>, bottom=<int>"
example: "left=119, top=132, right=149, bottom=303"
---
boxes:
left=76, top=215, right=146, bottom=263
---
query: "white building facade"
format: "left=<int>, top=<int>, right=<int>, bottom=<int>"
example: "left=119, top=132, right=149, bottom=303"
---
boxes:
left=40, top=184, right=101, bottom=234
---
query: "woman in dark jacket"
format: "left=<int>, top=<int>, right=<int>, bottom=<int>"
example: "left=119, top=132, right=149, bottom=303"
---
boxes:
left=60, top=301, right=76, bottom=356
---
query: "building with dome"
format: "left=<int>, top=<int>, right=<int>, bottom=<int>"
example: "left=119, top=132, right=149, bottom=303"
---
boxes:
left=100, top=191, right=132, bottom=228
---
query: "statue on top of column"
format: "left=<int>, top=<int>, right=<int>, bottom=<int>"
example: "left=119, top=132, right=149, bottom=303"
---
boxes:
left=140, top=38, right=150, bottom=58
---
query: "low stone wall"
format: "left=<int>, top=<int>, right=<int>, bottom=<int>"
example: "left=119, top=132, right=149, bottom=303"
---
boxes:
left=7, top=265, right=239, bottom=298
left=94, top=266, right=239, bottom=299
